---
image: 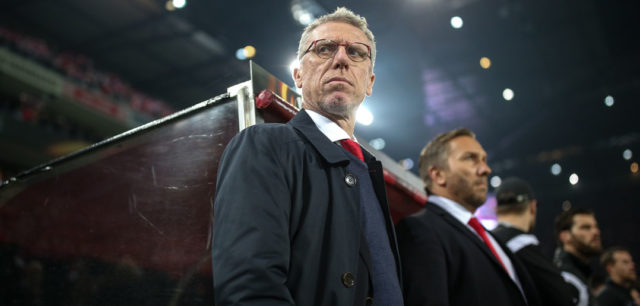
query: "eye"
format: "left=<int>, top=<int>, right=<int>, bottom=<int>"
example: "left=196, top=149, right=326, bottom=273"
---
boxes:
left=347, top=45, right=368, bottom=59
left=315, top=41, right=336, bottom=55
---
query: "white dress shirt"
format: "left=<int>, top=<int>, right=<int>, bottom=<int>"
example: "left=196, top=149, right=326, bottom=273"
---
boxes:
left=306, top=110, right=357, bottom=143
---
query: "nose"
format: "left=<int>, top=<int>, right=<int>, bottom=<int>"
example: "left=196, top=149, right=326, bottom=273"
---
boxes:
left=331, top=45, right=350, bottom=69
left=478, top=161, right=491, bottom=176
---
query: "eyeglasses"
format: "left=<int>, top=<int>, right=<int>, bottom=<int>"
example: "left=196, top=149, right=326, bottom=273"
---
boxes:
left=303, top=39, right=371, bottom=62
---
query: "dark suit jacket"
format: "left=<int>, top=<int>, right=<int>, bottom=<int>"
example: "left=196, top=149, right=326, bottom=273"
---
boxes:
left=396, top=201, right=541, bottom=306
left=212, top=110, right=401, bottom=306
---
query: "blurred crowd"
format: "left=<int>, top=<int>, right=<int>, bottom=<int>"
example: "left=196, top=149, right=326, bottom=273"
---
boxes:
left=0, top=26, right=174, bottom=119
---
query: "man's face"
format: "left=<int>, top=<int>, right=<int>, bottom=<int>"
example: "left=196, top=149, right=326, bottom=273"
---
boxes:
left=439, top=136, right=491, bottom=211
left=567, top=214, right=602, bottom=257
left=293, top=22, right=375, bottom=120
left=610, top=251, right=637, bottom=283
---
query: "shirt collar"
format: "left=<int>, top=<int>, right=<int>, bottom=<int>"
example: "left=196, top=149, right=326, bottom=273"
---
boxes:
left=305, top=109, right=357, bottom=143
left=429, top=195, right=474, bottom=225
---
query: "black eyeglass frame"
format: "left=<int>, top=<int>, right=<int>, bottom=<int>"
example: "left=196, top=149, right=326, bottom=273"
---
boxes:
left=302, top=39, right=372, bottom=62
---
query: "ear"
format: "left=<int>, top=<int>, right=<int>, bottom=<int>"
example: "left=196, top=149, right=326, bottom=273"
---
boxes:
left=365, top=73, right=375, bottom=96
left=605, top=264, right=613, bottom=275
left=530, top=199, right=537, bottom=216
left=293, top=66, right=303, bottom=88
left=559, top=230, right=571, bottom=244
left=429, top=165, right=446, bottom=187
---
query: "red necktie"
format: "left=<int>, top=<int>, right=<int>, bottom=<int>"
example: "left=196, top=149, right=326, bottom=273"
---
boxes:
left=468, top=217, right=508, bottom=272
left=340, top=139, right=364, bottom=162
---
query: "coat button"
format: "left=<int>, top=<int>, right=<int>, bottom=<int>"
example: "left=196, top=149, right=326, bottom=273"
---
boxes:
left=344, top=173, right=357, bottom=187
left=365, top=297, right=374, bottom=306
left=341, top=272, right=355, bottom=287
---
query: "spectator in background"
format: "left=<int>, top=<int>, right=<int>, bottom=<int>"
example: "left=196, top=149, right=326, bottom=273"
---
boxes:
left=554, top=207, right=603, bottom=306
left=492, top=176, right=579, bottom=306
left=597, top=247, right=637, bottom=306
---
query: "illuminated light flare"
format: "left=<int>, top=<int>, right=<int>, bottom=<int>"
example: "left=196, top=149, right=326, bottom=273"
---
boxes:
left=490, top=176, right=502, bottom=188
left=480, top=57, right=491, bottom=69
left=369, top=138, right=386, bottom=150
left=243, top=45, right=256, bottom=58
left=503, top=88, right=514, bottom=101
left=172, top=0, right=186, bottom=9
left=356, top=106, right=374, bottom=126
left=569, top=173, right=579, bottom=185
left=604, top=95, right=614, bottom=107
left=235, top=48, right=246, bottom=60
left=451, top=16, right=464, bottom=29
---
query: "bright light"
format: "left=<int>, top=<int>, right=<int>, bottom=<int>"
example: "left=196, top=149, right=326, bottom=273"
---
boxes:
left=490, top=176, right=502, bottom=188
left=356, top=106, right=374, bottom=126
left=480, top=57, right=491, bottom=69
left=298, top=12, right=314, bottom=25
left=623, top=149, right=632, bottom=160
left=235, top=48, right=247, bottom=60
left=165, top=1, right=176, bottom=11
left=289, top=58, right=299, bottom=74
left=243, top=45, right=256, bottom=58
left=632, top=162, right=639, bottom=174
left=569, top=173, right=579, bottom=185
left=604, top=95, right=614, bottom=107
left=503, top=88, right=514, bottom=101
left=369, top=138, right=386, bottom=150
left=172, top=0, right=186, bottom=9
left=450, top=16, right=464, bottom=29
left=400, top=158, right=414, bottom=170
left=480, top=219, right=498, bottom=230
left=551, top=163, right=562, bottom=175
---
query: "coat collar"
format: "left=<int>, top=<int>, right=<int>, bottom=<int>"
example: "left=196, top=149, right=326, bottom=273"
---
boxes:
left=288, top=109, right=351, bottom=165
left=425, top=201, right=513, bottom=272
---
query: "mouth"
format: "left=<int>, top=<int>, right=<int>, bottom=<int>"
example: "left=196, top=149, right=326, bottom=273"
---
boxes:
left=325, top=77, right=352, bottom=86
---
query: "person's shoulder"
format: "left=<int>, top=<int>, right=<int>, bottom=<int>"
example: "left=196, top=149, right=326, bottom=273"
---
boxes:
left=596, top=285, right=625, bottom=304
left=398, top=204, right=446, bottom=231
left=231, top=123, right=304, bottom=148
left=242, top=122, right=298, bottom=139
left=491, top=224, right=518, bottom=241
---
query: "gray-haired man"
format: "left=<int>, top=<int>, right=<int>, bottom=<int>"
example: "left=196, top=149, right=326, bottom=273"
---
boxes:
left=212, top=7, right=402, bottom=306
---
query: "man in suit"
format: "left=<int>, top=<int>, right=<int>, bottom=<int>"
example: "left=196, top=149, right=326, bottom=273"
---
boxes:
left=396, top=128, right=540, bottom=306
left=554, top=207, right=603, bottom=306
left=597, top=247, right=637, bottom=306
left=212, top=7, right=403, bottom=306
left=492, top=176, right=579, bottom=306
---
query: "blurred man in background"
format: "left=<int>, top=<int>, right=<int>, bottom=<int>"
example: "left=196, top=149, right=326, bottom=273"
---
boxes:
left=597, top=247, right=637, bottom=306
left=555, top=207, right=603, bottom=306
left=492, top=176, right=578, bottom=306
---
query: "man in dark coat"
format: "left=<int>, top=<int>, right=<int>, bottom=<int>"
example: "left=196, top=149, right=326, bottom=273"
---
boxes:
left=212, top=7, right=403, bottom=306
left=597, top=247, right=637, bottom=306
left=396, top=128, right=541, bottom=306
left=492, top=176, right=579, bottom=306
left=554, top=207, right=603, bottom=306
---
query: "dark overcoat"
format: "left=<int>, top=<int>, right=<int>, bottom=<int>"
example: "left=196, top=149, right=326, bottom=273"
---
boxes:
left=212, top=110, right=401, bottom=306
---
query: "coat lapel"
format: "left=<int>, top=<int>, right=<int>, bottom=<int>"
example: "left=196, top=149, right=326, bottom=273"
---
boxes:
left=287, top=110, right=349, bottom=165
left=425, top=202, right=510, bottom=274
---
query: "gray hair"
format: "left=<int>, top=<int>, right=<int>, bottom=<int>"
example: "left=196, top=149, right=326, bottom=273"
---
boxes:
left=296, top=7, right=376, bottom=68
